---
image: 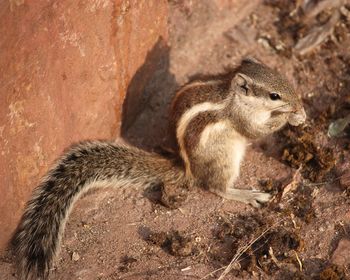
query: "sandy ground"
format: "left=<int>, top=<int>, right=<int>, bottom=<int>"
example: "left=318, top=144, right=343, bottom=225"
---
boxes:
left=1, top=1, right=350, bottom=279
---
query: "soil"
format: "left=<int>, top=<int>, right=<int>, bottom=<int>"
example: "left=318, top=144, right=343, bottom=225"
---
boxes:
left=1, top=0, right=350, bottom=279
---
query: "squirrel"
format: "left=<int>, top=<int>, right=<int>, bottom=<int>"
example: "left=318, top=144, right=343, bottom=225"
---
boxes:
left=11, top=58, right=306, bottom=279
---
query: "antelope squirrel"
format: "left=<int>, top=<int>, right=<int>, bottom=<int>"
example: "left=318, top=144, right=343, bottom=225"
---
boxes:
left=11, top=59, right=306, bottom=279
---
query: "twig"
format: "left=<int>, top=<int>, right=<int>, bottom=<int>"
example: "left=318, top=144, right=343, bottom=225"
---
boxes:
left=304, top=173, right=350, bottom=187
left=199, top=267, right=225, bottom=280
left=295, top=9, right=340, bottom=55
left=269, top=247, right=280, bottom=268
left=216, top=219, right=284, bottom=280
left=301, top=0, right=345, bottom=21
left=282, top=167, right=303, bottom=198
left=293, top=250, right=303, bottom=271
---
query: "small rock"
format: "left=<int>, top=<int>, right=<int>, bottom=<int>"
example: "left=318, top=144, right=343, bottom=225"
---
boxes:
left=340, top=6, right=350, bottom=19
left=331, top=238, right=350, bottom=266
left=72, top=251, right=80, bottom=262
left=257, top=37, right=275, bottom=53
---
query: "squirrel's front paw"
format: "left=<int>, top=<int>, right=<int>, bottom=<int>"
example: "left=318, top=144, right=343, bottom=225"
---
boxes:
left=216, top=188, right=272, bottom=207
left=288, top=108, right=306, bottom=126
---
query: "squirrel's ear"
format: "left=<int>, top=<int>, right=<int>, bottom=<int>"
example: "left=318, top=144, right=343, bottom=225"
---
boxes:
left=231, top=73, right=252, bottom=95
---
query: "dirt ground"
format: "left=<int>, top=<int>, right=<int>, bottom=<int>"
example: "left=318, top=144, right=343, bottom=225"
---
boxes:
left=1, top=0, right=350, bottom=279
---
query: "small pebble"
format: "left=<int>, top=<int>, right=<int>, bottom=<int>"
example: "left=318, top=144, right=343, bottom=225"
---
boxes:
left=72, top=251, right=80, bottom=261
left=331, top=239, right=350, bottom=266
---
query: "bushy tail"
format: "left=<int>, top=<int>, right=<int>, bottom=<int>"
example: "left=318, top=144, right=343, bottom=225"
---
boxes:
left=11, top=140, right=186, bottom=279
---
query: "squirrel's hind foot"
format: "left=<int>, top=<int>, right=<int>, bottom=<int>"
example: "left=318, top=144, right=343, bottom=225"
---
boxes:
left=211, top=188, right=271, bottom=208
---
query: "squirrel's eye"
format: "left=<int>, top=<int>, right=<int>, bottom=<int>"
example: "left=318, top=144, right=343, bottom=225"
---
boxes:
left=241, top=84, right=249, bottom=94
left=269, top=93, right=281, bottom=101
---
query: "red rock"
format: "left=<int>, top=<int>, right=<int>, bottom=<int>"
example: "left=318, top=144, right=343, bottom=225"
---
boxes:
left=331, top=239, right=350, bottom=267
left=0, top=0, right=168, bottom=251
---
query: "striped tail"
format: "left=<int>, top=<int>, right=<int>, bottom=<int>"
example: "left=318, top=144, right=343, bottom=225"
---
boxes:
left=11, top=140, right=186, bottom=279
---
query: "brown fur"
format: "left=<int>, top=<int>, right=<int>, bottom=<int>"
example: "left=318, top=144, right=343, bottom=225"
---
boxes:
left=11, top=141, right=186, bottom=279
left=11, top=58, right=306, bottom=279
left=184, top=110, right=221, bottom=154
left=171, top=58, right=305, bottom=205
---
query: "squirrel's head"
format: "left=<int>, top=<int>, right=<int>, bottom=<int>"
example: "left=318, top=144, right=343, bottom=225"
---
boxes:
left=229, top=58, right=306, bottom=138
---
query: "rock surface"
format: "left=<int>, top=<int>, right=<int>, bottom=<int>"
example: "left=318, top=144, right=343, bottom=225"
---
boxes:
left=0, top=0, right=168, bottom=251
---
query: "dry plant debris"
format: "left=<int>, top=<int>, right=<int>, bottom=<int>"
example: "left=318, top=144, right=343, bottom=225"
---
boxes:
left=211, top=214, right=303, bottom=279
left=281, top=127, right=336, bottom=182
left=319, top=264, right=346, bottom=280
left=147, top=230, right=200, bottom=257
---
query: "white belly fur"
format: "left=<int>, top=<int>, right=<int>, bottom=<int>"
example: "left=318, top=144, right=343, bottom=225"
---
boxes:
left=198, top=120, right=247, bottom=185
